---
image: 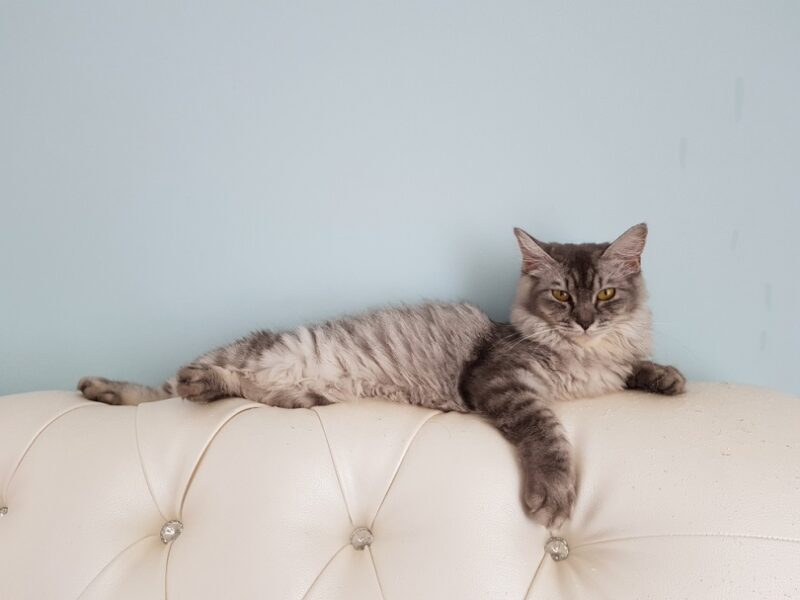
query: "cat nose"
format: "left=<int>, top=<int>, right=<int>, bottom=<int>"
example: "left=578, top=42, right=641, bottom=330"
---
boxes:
left=575, top=315, right=594, bottom=331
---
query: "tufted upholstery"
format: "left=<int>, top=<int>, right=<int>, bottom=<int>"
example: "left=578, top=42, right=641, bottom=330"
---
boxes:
left=1, top=383, right=798, bottom=599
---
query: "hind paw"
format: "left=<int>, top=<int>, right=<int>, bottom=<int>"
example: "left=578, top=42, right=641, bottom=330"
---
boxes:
left=176, top=364, right=229, bottom=403
left=78, top=376, right=124, bottom=405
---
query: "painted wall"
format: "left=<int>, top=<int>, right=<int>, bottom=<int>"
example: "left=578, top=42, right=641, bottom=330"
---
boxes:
left=2, top=1, right=798, bottom=395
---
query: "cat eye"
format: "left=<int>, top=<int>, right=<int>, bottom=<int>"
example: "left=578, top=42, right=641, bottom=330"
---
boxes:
left=596, top=288, right=616, bottom=301
left=551, top=289, right=571, bottom=302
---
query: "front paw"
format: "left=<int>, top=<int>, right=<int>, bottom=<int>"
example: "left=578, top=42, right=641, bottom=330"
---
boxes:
left=523, top=464, right=576, bottom=529
left=628, top=361, right=686, bottom=396
left=176, top=364, right=228, bottom=403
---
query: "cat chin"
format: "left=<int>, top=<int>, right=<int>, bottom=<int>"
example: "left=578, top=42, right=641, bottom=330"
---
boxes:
left=570, top=332, right=603, bottom=347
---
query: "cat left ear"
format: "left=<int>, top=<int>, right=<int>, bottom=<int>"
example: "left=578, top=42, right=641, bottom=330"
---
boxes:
left=514, top=227, right=558, bottom=275
left=602, top=223, right=648, bottom=276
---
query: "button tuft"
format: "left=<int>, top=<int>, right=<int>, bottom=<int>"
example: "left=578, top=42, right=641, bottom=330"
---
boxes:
left=544, top=536, right=569, bottom=561
left=0, top=507, right=7, bottom=517
left=350, top=527, right=373, bottom=550
left=160, top=520, right=183, bottom=544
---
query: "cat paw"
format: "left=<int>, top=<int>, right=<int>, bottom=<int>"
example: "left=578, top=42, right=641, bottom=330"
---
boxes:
left=523, top=466, right=576, bottom=529
left=628, top=361, right=686, bottom=395
left=176, top=364, right=228, bottom=403
left=78, top=376, right=123, bottom=405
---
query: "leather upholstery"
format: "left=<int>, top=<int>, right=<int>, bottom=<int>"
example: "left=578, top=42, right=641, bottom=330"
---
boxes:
left=1, top=383, right=798, bottom=599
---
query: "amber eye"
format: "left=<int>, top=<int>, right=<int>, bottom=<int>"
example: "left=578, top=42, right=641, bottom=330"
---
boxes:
left=551, top=289, right=571, bottom=302
left=597, top=288, right=616, bottom=301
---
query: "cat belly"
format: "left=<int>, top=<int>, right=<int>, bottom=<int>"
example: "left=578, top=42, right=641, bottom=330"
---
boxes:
left=250, top=330, right=466, bottom=411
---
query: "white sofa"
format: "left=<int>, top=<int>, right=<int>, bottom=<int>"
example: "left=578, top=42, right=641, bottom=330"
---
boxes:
left=0, top=383, right=798, bottom=599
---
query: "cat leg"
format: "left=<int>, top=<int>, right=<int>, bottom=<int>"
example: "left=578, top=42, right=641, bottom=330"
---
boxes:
left=78, top=330, right=280, bottom=406
left=78, top=377, right=172, bottom=406
left=461, top=368, right=576, bottom=527
left=194, top=329, right=280, bottom=369
left=626, top=360, right=686, bottom=395
left=176, top=363, right=331, bottom=408
left=487, top=401, right=575, bottom=528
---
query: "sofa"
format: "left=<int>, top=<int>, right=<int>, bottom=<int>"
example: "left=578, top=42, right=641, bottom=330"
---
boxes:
left=1, top=382, right=798, bottom=599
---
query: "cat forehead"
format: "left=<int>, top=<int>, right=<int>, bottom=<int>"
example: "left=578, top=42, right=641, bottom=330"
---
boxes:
left=535, top=241, right=631, bottom=288
left=541, top=242, right=610, bottom=271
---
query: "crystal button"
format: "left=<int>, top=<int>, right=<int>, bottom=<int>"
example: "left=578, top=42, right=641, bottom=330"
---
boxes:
left=544, top=536, right=569, bottom=561
left=160, top=520, right=183, bottom=544
left=350, top=527, right=373, bottom=550
left=0, top=507, right=7, bottom=517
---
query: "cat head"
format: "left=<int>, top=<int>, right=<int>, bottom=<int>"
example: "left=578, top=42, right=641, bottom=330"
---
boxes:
left=510, top=224, right=652, bottom=351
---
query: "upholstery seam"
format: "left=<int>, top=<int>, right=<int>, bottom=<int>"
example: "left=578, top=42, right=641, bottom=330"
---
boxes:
left=367, top=546, right=387, bottom=600
left=164, top=533, right=175, bottom=600
left=3, top=401, right=94, bottom=499
left=368, top=410, right=441, bottom=528
left=75, top=534, right=158, bottom=600
left=298, top=543, right=349, bottom=600
left=573, top=531, right=800, bottom=549
left=135, top=404, right=168, bottom=522
left=521, top=554, right=547, bottom=600
left=178, top=403, right=263, bottom=517
left=311, top=407, right=355, bottom=526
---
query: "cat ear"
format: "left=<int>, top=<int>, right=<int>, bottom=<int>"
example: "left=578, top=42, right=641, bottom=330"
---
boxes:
left=602, top=223, right=648, bottom=277
left=513, top=227, right=558, bottom=275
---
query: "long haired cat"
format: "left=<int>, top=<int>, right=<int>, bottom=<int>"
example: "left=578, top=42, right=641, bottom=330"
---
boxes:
left=78, top=223, right=685, bottom=527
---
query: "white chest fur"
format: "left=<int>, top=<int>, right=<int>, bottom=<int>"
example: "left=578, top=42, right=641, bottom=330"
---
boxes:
left=550, top=327, right=651, bottom=401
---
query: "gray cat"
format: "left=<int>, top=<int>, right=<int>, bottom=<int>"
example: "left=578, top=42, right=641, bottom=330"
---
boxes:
left=78, top=223, right=684, bottom=527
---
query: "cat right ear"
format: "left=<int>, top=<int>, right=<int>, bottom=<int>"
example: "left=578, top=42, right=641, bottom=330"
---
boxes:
left=513, top=228, right=558, bottom=275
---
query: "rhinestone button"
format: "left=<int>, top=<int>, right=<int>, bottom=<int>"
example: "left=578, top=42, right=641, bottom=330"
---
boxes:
left=160, top=520, right=183, bottom=544
left=544, top=536, right=569, bottom=561
left=0, top=507, right=7, bottom=517
left=350, top=527, right=373, bottom=550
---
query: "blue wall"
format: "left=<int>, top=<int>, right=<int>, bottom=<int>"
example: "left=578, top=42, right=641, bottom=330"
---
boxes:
left=2, top=1, right=798, bottom=395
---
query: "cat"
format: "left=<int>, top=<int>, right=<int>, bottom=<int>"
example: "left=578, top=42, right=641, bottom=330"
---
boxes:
left=78, top=223, right=685, bottom=527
